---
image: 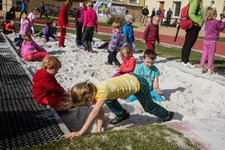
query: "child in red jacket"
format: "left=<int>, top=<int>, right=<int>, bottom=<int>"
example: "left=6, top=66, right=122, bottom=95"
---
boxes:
left=112, top=45, right=136, bottom=77
left=58, top=0, right=73, bottom=47
left=143, top=15, right=160, bottom=50
left=3, top=19, right=16, bottom=34
left=32, top=56, right=72, bottom=111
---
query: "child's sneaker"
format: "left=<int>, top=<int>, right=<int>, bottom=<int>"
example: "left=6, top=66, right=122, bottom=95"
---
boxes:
left=200, top=68, right=205, bottom=74
left=207, top=69, right=215, bottom=75
left=163, top=111, right=174, bottom=122
left=110, top=111, right=130, bottom=124
left=105, top=62, right=113, bottom=65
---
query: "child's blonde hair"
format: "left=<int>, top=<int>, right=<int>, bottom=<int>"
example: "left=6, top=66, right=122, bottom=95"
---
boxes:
left=205, top=6, right=217, bottom=21
left=41, top=56, right=62, bottom=70
left=120, top=45, right=133, bottom=58
left=111, top=21, right=121, bottom=29
left=23, top=34, right=32, bottom=43
left=71, top=82, right=97, bottom=107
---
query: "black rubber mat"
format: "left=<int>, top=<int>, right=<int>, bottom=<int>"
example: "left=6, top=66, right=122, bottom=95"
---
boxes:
left=0, top=35, right=65, bottom=149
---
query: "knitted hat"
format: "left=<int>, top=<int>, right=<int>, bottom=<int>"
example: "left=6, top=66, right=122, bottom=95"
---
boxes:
left=125, top=15, right=134, bottom=21
left=125, top=15, right=133, bottom=22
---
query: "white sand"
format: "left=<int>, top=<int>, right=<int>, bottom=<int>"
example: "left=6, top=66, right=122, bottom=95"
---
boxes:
left=8, top=33, right=225, bottom=149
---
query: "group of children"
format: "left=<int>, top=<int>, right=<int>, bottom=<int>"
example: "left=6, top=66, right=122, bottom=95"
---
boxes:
left=1, top=0, right=225, bottom=139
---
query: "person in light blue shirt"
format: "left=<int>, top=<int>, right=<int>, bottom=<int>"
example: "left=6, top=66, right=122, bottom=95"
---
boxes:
left=126, top=50, right=165, bottom=102
left=123, top=15, right=135, bottom=50
left=19, top=0, right=27, bottom=22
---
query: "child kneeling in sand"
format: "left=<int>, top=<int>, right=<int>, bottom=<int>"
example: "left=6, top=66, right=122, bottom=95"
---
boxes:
left=126, top=50, right=164, bottom=102
left=20, top=34, right=49, bottom=61
left=32, top=56, right=72, bottom=112
left=66, top=73, right=174, bottom=139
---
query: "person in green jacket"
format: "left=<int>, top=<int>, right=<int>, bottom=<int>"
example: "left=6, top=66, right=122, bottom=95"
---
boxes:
left=181, top=0, right=204, bottom=68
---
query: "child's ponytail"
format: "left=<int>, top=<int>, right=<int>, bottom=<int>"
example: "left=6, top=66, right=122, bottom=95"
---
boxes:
left=71, top=82, right=97, bottom=107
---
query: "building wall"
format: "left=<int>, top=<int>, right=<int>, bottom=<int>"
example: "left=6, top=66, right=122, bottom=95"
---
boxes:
left=145, top=0, right=225, bottom=20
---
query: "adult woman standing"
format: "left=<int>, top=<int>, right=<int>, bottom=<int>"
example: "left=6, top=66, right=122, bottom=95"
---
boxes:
left=181, top=0, right=204, bottom=67
left=1, top=7, right=16, bottom=26
left=58, top=0, right=73, bottom=47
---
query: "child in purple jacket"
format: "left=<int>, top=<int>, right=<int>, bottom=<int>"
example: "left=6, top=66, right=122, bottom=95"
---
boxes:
left=20, top=34, right=49, bottom=61
left=200, top=7, right=225, bottom=74
left=105, top=21, right=124, bottom=66
left=36, top=20, right=57, bottom=42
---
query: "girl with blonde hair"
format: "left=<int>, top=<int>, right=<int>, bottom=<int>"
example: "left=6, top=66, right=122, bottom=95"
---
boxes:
left=20, top=34, right=48, bottom=61
left=200, top=6, right=225, bottom=74
left=66, top=73, right=174, bottom=138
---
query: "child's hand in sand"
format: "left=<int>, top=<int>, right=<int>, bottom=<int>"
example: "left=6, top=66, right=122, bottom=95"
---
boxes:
left=155, top=87, right=162, bottom=94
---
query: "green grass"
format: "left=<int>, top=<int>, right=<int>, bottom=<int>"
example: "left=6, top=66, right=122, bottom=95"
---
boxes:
left=20, top=125, right=200, bottom=150
left=198, top=36, right=225, bottom=43
left=134, top=40, right=225, bottom=75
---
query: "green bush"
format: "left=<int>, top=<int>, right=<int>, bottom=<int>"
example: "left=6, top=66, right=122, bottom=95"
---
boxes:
left=107, top=15, right=125, bottom=26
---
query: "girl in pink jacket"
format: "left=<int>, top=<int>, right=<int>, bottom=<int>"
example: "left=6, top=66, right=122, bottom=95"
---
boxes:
left=82, top=0, right=98, bottom=52
left=20, top=34, right=49, bottom=61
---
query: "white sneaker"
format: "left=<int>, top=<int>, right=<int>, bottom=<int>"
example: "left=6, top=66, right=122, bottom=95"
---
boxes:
left=182, top=62, right=195, bottom=68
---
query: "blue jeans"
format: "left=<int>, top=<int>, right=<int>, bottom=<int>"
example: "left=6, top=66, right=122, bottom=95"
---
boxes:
left=126, top=90, right=165, bottom=102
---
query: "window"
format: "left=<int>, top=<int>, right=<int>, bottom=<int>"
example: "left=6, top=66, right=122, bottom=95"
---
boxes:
left=112, top=0, right=123, bottom=2
left=129, top=0, right=139, bottom=4
left=210, top=1, right=215, bottom=7
left=16, top=0, right=22, bottom=11
left=173, top=1, right=181, bottom=17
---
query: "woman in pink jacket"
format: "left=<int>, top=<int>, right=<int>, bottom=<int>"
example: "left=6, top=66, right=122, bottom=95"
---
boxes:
left=82, top=0, right=98, bottom=52
left=20, top=34, right=48, bottom=61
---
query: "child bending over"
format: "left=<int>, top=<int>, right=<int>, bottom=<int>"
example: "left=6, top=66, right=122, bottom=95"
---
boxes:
left=66, top=73, right=174, bottom=139
left=32, top=56, right=73, bottom=112
left=126, top=50, right=164, bottom=102
left=20, top=34, right=49, bottom=61
left=112, top=45, right=136, bottom=77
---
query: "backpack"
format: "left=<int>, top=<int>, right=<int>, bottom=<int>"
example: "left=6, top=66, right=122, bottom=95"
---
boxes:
left=179, top=2, right=200, bottom=30
left=142, top=8, right=149, bottom=16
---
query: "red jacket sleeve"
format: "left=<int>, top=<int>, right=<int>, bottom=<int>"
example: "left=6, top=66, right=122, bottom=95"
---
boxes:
left=59, top=5, right=68, bottom=26
left=143, top=25, right=150, bottom=41
left=83, top=11, right=87, bottom=29
left=43, top=75, right=65, bottom=97
left=120, top=56, right=136, bottom=73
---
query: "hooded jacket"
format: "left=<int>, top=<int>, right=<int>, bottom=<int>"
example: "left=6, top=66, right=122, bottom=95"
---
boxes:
left=32, top=69, right=65, bottom=103
left=58, top=4, right=68, bottom=27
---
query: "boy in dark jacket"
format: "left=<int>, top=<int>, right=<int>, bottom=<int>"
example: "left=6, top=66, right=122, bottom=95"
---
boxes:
left=143, top=15, right=160, bottom=50
left=32, top=56, right=72, bottom=111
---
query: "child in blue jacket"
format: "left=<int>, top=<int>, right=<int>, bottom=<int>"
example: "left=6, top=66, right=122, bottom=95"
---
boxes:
left=123, top=15, right=135, bottom=50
